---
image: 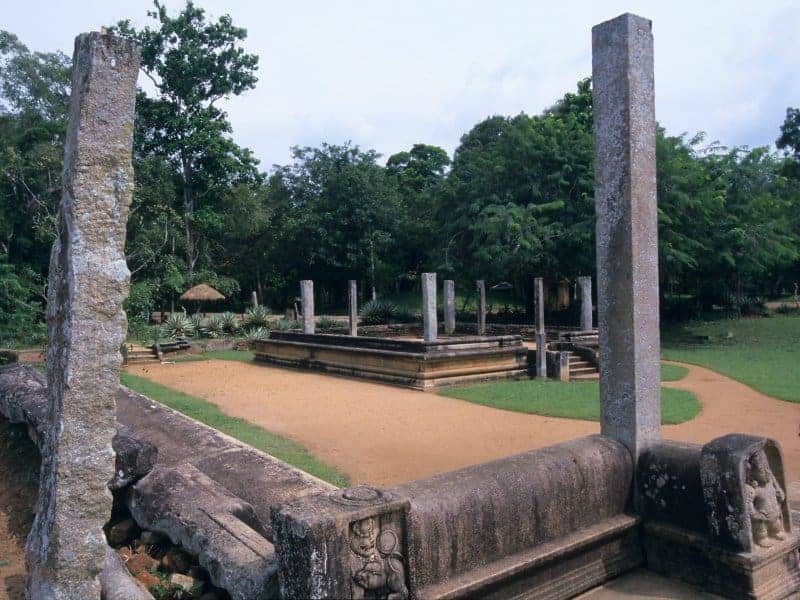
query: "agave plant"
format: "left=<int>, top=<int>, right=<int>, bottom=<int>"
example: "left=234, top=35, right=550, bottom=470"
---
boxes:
left=202, top=315, right=225, bottom=338
left=188, top=313, right=203, bottom=335
left=245, top=305, right=271, bottom=329
left=245, top=327, right=270, bottom=343
left=220, top=311, right=240, bottom=335
left=161, top=313, right=196, bottom=339
left=316, top=316, right=337, bottom=330
left=359, top=299, right=400, bottom=325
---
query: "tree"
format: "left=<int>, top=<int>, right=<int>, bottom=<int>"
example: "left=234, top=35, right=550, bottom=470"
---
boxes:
left=386, top=144, right=450, bottom=286
left=264, top=143, right=402, bottom=306
left=113, top=1, right=262, bottom=281
left=440, top=80, right=594, bottom=312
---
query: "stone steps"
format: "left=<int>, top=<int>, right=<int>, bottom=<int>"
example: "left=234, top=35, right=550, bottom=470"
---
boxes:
left=568, top=353, right=599, bottom=380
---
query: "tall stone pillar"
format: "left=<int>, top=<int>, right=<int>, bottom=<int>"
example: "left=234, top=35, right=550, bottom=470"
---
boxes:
left=422, top=273, right=437, bottom=342
left=476, top=280, right=486, bottom=336
left=534, top=277, right=547, bottom=378
left=348, top=279, right=358, bottom=337
left=578, top=276, right=593, bottom=331
left=251, top=290, right=258, bottom=309
left=301, top=280, right=315, bottom=334
left=592, top=13, right=661, bottom=461
left=26, top=32, right=139, bottom=599
left=443, top=280, right=455, bottom=335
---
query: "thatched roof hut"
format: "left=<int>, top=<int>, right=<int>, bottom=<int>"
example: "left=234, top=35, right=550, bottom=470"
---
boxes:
left=180, top=284, right=225, bottom=302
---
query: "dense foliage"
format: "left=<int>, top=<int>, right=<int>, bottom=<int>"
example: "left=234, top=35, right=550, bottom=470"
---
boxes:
left=1, top=2, right=799, bottom=345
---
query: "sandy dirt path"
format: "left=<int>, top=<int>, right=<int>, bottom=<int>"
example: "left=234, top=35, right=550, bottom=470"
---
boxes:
left=662, top=361, right=800, bottom=480
left=127, top=359, right=800, bottom=485
left=127, top=360, right=597, bottom=485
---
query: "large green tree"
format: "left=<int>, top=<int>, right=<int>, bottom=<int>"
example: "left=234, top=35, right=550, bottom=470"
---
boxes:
left=113, top=0, right=263, bottom=287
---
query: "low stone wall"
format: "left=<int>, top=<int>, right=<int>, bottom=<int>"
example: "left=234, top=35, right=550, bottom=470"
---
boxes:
left=254, top=332, right=530, bottom=390
left=0, top=363, right=332, bottom=600
left=272, top=435, right=642, bottom=599
left=638, top=437, right=800, bottom=599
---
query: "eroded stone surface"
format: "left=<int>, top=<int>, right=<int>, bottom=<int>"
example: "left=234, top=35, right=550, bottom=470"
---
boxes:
left=348, top=279, right=358, bottom=336
left=578, top=275, right=593, bottom=331
left=129, top=464, right=277, bottom=600
left=421, top=272, right=437, bottom=342
left=592, top=13, right=661, bottom=461
left=476, top=280, right=486, bottom=336
left=25, top=32, right=139, bottom=599
left=301, top=280, right=315, bottom=334
left=443, top=279, right=455, bottom=335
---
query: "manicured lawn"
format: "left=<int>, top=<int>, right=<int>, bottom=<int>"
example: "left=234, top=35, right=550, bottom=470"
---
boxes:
left=174, top=349, right=255, bottom=363
left=120, top=371, right=348, bottom=487
left=662, top=315, right=800, bottom=403
left=660, top=363, right=688, bottom=382
left=439, top=380, right=700, bottom=424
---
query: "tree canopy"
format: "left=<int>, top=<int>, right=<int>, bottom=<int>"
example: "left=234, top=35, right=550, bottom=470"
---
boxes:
left=1, top=3, right=799, bottom=345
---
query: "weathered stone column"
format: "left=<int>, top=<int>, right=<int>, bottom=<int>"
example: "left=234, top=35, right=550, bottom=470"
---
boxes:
left=348, top=279, right=358, bottom=336
left=476, top=280, right=486, bottom=336
left=422, top=273, right=437, bottom=342
left=26, top=32, right=139, bottom=600
left=443, top=280, right=455, bottom=335
left=534, top=277, right=547, bottom=378
left=251, top=290, right=258, bottom=309
left=578, top=276, right=593, bottom=331
left=592, top=13, right=661, bottom=461
left=301, top=280, right=315, bottom=334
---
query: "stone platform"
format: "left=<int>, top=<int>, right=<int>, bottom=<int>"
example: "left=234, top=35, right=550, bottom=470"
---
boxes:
left=253, top=331, right=529, bottom=390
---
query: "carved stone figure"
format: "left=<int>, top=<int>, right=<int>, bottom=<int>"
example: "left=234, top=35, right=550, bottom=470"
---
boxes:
left=349, top=516, right=408, bottom=600
left=745, top=448, right=788, bottom=548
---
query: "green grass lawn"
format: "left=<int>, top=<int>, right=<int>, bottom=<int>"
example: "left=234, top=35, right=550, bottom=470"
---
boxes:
left=439, top=379, right=700, bottom=424
left=173, top=349, right=255, bottom=363
left=120, top=371, right=348, bottom=487
left=662, top=315, right=800, bottom=403
left=660, top=363, right=688, bottom=382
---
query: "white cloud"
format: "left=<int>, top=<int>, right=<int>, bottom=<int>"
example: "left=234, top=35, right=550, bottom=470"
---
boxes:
left=5, top=0, right=799, bottom=167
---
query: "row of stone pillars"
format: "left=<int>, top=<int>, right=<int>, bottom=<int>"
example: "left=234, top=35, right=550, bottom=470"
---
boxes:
left=27, top=12, right=659, bottom=596
left=299, top=274, right=593, bottom=347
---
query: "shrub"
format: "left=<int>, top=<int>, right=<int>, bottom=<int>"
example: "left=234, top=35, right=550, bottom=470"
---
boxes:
left=201, top=316, right=224, bottom=338
left=359, top=299, right=400, bottom=325
left=245, top=327, right=270, bottom=345
left=220, top=311, right=239, bottom=335
left=188, top=314, right=203, bottom=336
left=245, top=305, right=271, bottom=329
left=161, top=313, right=195, bottom=339
left=316, top=316, right=337, bottom=330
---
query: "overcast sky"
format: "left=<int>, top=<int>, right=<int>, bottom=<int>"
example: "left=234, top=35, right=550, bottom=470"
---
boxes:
left=6, top=1, right=800, bottom=170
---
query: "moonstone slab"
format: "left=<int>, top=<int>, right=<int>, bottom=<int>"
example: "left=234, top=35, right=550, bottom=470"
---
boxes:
left=25, top=32, right=139, bottom=600
left=592, top=13, right=661, bottom=462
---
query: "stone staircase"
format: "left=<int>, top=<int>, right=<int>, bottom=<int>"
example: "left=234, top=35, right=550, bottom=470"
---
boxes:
left=568, top=353, right=599, bottom=381
left=124, top=344, right=159, bottom=365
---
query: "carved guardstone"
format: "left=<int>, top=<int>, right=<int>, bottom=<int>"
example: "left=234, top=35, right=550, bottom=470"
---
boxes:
left=640, top=434, right=800, bottom=599
left=272, top=485, right=410, bottom=599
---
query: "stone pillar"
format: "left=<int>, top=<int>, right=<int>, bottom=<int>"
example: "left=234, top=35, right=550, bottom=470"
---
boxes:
left=251, top=290, right=258, bottom=309
left=476, top=280, right=486, bottom=336
left=348, top=279, right=358, bottom=337
left=534, top=277, right=547, bottom=378
left=578, top=276, right=593, bottom=331
left=422, top=273, right=437, bottom=342
left=592, top=13, right=661, bottom=461
left=26, top=32, right=139, bottom=599
left=300, top=280, right=315, bottom=334
left=443, top=280, right=455, bottom=335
